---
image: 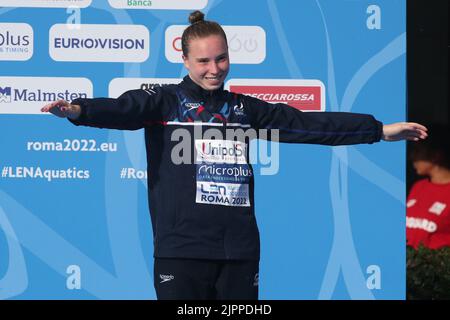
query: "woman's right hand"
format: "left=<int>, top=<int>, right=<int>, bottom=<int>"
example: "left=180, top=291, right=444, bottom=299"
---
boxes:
left=41, top=100, right=81, bottom=119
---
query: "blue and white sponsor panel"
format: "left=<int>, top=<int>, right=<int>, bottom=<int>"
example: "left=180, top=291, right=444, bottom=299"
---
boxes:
left=0, top=77, right=92, bottom=114
left=0, top=23, right=33, bottom=61
left=0, top=0, right=406, bottom=299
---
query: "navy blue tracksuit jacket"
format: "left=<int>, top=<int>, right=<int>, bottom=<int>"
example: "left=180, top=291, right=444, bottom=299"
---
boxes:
left=70, top=75, right=383, bottom=261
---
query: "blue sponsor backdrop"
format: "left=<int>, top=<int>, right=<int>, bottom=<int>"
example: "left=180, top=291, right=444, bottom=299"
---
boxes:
left=0, top=0, right=406, bottom=299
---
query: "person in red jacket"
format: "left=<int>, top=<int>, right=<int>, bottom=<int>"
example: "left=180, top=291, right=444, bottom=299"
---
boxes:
left=407, top=126, right=450, bottom=249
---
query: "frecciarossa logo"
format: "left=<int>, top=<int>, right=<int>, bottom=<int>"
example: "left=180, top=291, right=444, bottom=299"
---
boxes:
left=225, top=79, right=326, bottom=112
left=196, top=140, right=247, bottom=164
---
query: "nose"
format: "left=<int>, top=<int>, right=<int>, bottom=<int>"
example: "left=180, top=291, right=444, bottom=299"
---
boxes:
left=209, top=61, right=219, bottom=74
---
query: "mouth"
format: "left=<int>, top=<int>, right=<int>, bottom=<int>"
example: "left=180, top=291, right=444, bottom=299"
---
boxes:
left=204, top=76, right=222, bottom=81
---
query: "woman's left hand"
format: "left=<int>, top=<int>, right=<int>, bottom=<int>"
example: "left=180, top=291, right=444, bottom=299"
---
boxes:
left=382, top=122, right=428, bottom=142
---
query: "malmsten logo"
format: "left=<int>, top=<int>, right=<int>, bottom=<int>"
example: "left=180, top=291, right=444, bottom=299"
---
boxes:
left=0, top=87, right=87, bottom=103
left=0, top=77, right=92, bottom=115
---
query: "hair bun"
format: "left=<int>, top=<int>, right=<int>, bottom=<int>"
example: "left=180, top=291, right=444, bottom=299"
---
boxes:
left=189, top=10, right=205, bottom=24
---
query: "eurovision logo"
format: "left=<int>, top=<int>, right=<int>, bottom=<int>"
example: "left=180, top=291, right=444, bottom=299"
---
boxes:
left=225, top=79, right=326, bottom=112
left=49, top=24, right=150, bottom=63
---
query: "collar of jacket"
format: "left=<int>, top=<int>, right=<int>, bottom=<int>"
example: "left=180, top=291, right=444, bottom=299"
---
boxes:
left=180, top=75, right=226, bottom=102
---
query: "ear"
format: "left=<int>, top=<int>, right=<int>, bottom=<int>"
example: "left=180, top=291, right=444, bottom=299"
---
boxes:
left=182, top=54, right=189, bottom=70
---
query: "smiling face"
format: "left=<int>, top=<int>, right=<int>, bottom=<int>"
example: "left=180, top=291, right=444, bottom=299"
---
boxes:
left=182, top=34, right=230, bottom=91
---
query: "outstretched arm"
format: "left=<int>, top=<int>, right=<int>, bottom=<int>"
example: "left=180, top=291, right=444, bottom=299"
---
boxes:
left=40, top=89, right=165, bottom=130
left=382, top=122, right=428, bottom=142
left=242, top=94, right=428, bottom=145
left=242, top=94, right=383, bottom=145
left=41, top=100, right=81, bottom=119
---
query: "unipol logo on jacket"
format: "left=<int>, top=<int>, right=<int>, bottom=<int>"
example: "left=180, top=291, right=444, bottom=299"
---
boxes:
left=195, top=140, right=247, bottom=164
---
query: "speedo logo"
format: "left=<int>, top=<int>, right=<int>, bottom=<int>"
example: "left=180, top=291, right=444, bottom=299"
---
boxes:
left=185, top=102, right=201, bottom=111
left=159, top=274, right=174, bottom=283
left=196, top=140, right=247, bottom=164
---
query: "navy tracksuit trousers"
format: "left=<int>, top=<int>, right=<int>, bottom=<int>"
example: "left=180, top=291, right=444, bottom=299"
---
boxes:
left=154, top=258, right=259, bottom=300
